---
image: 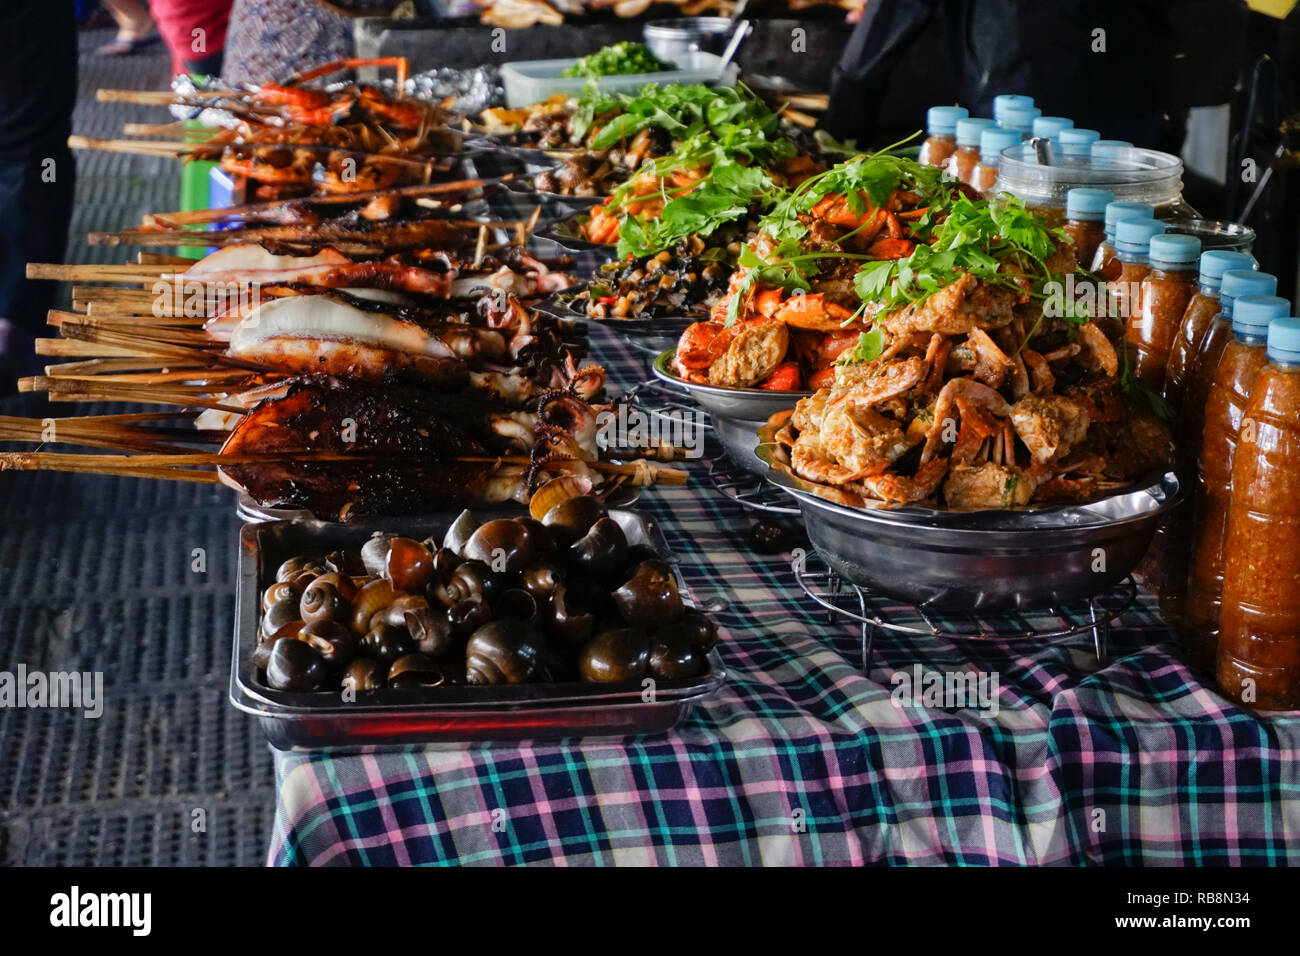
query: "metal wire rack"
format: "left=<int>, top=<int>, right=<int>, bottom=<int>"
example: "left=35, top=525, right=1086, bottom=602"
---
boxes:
left=794, top=553, right=1138, bottom=674
left=622, top=378, right=801, bottom=515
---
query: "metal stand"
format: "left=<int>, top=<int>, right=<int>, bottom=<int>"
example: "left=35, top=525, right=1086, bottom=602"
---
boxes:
left=794, top=555, right=1137, bottom=675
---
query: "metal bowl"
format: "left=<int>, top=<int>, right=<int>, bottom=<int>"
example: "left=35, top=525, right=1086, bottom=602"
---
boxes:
left=756, top=417, right=1184, bottom=612
left=534, top=297, right=695, bottom=356
left=652, top=349, right=809, bottom=475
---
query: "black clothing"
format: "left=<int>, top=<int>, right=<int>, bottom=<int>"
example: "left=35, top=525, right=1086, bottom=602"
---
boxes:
left=824, top=0, right=1245, bottom=149
left=0, top=2, right=77, bottom=163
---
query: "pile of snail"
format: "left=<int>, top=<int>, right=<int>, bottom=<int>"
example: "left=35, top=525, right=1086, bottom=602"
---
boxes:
left=255, top=490, right=718, bottom=693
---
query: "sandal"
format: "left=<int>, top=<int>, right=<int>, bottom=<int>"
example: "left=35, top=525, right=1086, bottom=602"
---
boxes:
left=96, top=30, right=162, bottom=57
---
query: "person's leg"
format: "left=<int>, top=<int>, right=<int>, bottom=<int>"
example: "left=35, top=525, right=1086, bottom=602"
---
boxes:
left=0, top=145, right=76, bottom=391
left=97, top=0, right=160, bottom=56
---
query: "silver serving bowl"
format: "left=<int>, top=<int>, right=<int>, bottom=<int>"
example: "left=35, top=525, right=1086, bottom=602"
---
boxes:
left=756, top=419, right=1184, bottom=612
left=652, top=349, right=809, bottom=474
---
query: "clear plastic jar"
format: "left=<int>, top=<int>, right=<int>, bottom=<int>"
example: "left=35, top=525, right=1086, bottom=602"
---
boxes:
left=994, top=145, right=1198, bottom=222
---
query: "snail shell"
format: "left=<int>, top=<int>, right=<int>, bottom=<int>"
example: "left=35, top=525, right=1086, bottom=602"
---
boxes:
left=262, top=597, right=302, bottom=638
left=541, top=496, right=606, bottom=548
left=299, top=580, right=350, bottom=625
left=579, top=627, right=650, bottom=683
left=546, top=584, right=597, bottom=647
left=442, top=510, right=480, bottom=554
left=387, top=653, right=445, bottom=690
left=262, top=581, right=300, bottom=611
left=266, top=638, right=328, bottom=692
left=384, top=537, right=435, bottom=592
left=359, top=622, right=416, bottom=665
left=612, top=559, right=684, bottom=627
left=529, top=474, right=595, bottom=521
left=462, top=518, right=550, bottom=573
left=384, top=595, right=454, bottom=659
left=648, top=624, right=705, bottom=680
left=465, top=620, right=545, bottom=685
left=360, top=533, right=397, bottom=578
left=341, top=657, right=385, bottom=693
left=299, top=619, right=356, bottom=670
left=350, top=579, right=399, bottom=635
left=569, top=516, right=628, bottom=584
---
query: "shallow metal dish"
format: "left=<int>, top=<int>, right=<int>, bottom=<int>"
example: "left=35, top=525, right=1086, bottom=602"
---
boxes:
left=500, top=174, right=607, bottom=209
left=535, top=210, right=610, bottom=254
left=756, top=416, right=1183, bottom=611
left=230, top=510, right=725, bottom=750
left=652, top=349, right=809, bottom=474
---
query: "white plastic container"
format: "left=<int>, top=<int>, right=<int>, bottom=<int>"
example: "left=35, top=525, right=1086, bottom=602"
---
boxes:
left=500, top=51, right=737, bottom=108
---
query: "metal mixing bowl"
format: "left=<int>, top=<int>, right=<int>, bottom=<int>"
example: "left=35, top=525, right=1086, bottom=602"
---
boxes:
left=756, top=418, right=1184, bottom=612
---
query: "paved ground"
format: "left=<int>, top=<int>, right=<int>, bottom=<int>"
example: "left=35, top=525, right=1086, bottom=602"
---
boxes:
left=0, top=27, right=275, bottom=867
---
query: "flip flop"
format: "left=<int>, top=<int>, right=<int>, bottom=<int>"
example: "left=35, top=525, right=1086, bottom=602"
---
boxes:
left=96, top=31, right=162, bottom=57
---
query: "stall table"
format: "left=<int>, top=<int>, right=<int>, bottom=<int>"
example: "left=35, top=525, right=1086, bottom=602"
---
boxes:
left=268, top=324, right=1300, bottom=866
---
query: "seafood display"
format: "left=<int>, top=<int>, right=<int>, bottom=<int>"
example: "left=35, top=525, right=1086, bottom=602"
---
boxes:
left=756, top=183, right=1175, bottom=509
left=253, top=491, right=718, bottom=692
left=8, top=236, right=685, bottom=517
left=91, top=58, right=463, bottom=203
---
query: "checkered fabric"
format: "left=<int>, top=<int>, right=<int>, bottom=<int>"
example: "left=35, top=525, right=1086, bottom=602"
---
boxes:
left=268, top=322, right=1300, bottom=867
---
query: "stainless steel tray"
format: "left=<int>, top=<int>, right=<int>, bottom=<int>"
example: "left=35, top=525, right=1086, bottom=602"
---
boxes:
left=229, top=509, right=725, bottom=751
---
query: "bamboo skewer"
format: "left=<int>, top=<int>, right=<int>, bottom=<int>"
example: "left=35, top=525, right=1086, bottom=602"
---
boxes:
left=139, top=176, right=497, bottom=228
left=27, top=262, right=168, bottom=283
left=88, top=216, right=533, bottom=248
left=20, top=377, right=245, bottom=412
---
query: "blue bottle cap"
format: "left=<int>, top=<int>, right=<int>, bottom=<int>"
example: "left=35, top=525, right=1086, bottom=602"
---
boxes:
left=1058, top=127, right=1100, bottom=156
left=999, top=103, right=1041, bottom=134
left=955, top=116, right=996, bottom=147
left=1267, top=316, right=1300, bottom=364
left=1103, top=201, right=1154, bottom=236
left=1231, top=294, right=1289, bottom=338
left=1148, top=234, right=1200, bottom=268
left=926, top=105, right=968, bottom=137
left=979, top=127, right=1022, bottom=161
left=1197, top=249, right=1256, bottom=289
left=1220, top=268, right=1277, bottom=302
left=1219, top=270, right=1277, bottom=318
left=992, top=94, right=1035, bottom=124
left=1032, top=116, right=1073, bottom=141
left=1065, top=187, right=1113, bottom=221
left=1091, top=139, right=1134, bottom=161
left=1114, top=217, right=1168, bottom=255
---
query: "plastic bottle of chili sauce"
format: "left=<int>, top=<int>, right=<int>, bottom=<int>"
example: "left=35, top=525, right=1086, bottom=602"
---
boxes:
left=971, top=127, right=1021, bottom=194
left=1164, top=250, right=1258, bottom=410
left=1179, top=270, right=1278, bottom=469
left=1217, top=316, right=1300, bottom=710
left=1184, top=293, right=1290, bottom=672
left=1129, top=234, right=1201, bottom=392
left=1090, top=201, right=1154, bottom=280
left=919, top=106, right=968, bottom=168
left=947, top=117, right=995, bottom=185
left=1063, top=188, right=1112, bottom=271
left=1105, top=217, right=1166, bottom=329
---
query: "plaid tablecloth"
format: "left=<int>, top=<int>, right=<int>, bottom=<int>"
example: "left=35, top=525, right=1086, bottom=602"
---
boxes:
left=268, top=320, right=1300, bottom=866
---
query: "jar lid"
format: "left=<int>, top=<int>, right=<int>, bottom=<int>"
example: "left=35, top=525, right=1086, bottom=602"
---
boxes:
left=1104, top=201, right=1154, bottom=233
left=954, top=117, right=996, bottom=147
left=1058, top=127, right=1100, bottom=153
left=1032, top=116, right=1073, bottom=140
left=1198, top=249, right=1256, bottom=287
left=1231, top=294, right=1289, bottom=337
left=992, top=94, right=1034, bottom=124
left=1115, top=217, right=1167, bottom=254
left=979, top=127, right=1022, bottom=159
left=1220, top=269, right=1277, bottom=309
left=1066, top=187, right=1113, bottom=220
left=999, top=103, right=1041, bottom=134
left=1148, top=234, right=1200, bottom=267
left=1091, top=140, right=1135, bottom=161
left=1267, top=316, right=1300, bottom=363
left=926, top=105, right=968, bottom=136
